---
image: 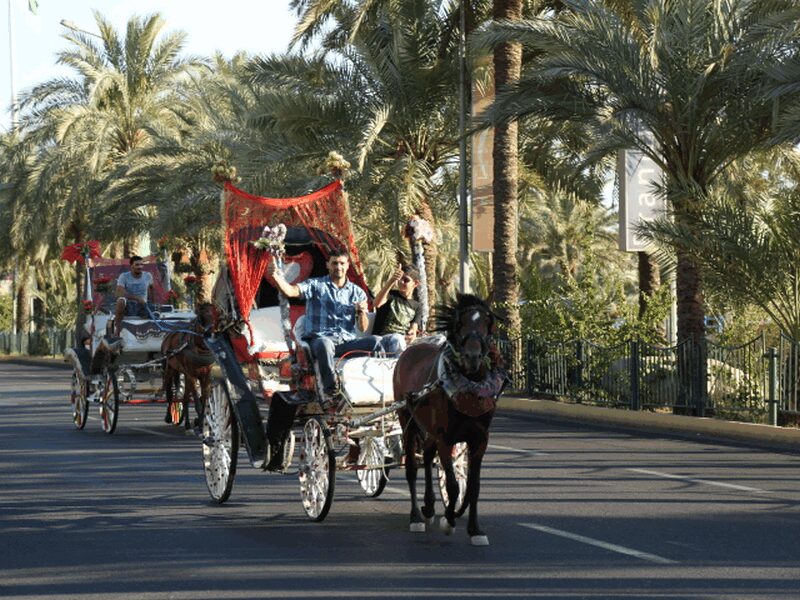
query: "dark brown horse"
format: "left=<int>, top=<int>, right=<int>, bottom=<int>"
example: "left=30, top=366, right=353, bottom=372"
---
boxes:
left=394, top=294, right=507, bottom=546
left=161, top=302, right=216, bottom=430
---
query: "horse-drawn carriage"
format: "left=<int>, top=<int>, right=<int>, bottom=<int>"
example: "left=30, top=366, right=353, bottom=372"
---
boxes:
left=200, top=180, right=508, bottom=544
left=65, top=256, right=202, bottom=434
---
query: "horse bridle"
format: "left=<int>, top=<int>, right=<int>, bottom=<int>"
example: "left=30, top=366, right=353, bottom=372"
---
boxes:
left=448, top=305, right=495, bottom=363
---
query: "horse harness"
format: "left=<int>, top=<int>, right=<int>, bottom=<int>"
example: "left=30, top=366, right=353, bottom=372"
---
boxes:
left=405, top=343, right=509, bottom=419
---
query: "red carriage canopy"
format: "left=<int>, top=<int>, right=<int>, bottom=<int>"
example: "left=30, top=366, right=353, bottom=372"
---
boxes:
left=222, top=180, right=369, bottom=321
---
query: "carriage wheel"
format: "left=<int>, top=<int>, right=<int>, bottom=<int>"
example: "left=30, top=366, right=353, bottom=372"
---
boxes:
left=202, top=379, right=239, bottom=504
left=437, top=442, right=468, bottom=512
left=70, top=370, right=88, bottom=430
left=356, top=436, right=388, bottom=498
left=99, top=371, right=120, bottom=434
left=298, top=417, right=336, bottom=521
left=167, top=373, right=186, bottom=426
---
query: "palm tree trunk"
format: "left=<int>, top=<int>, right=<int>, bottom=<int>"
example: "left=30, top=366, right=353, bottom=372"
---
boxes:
left=637, top=251, right=660, bottom=316
left=15, top=283, right=30, bottom=335
left=491, top=0, right=522, bottom=344
left=415, top=202, right=438, bottom=327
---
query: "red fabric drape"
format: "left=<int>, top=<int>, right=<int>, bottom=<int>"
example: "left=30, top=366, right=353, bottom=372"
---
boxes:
left=61, top=240, right=102, bottom=264
left=223, top=180, right=368, bottom=321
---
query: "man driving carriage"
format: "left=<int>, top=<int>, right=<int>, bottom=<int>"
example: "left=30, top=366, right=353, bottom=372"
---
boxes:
left=114, top=255, right=154, bottom=335
left=267, top=248, right=382, bottom=405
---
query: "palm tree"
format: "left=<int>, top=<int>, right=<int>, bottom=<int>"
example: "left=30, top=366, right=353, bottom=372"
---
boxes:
left=644, top=149, right=800, bottom=340
left=476, top=0, right=800, bottom=345
left=244, top=2, right=464, bottom=315
left=490, top=0, right=523, bottom=342
left=12, top=12, right=200, bottom=331
left=521, top=184, right=624, bottom=283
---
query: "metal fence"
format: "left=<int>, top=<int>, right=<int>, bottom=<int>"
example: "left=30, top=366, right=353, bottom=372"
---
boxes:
left=525, top=333, right=795, bottom=425
left=0, top=329, right=75, bottom=357
left=4, top=326, right=799, bottom=425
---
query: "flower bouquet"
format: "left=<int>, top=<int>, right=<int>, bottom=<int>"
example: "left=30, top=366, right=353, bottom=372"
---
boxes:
left=165, top=289, right=180, bottom=306
left=252, top=224, right=287, bottom=254
left=404, top=214, right=434, bottom=245
left=183, top=275, right=202, bottom=296
left=211, top=159, right=240, bottom=183
left=94, top=276, right=113, bottom=294
left=316, top=150, right=351, bottom=179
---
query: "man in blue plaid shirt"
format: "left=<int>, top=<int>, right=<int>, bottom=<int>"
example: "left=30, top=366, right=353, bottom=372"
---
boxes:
left=268, top=248, right=382, bottom=403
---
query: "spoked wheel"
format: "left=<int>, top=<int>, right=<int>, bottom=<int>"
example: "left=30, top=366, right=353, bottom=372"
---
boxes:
left=202, top=380, right=239, bottom=504
left=167, top=373, right=186, bottom=426
left=436, top=441, right=469, bottom=512
left=356, top=436, right=388, bottom=498
left=99, top=370, right=120, bottom=434
left=298, top=417, right=336, bottom=521
left=70, top=370, right=88, bottom=430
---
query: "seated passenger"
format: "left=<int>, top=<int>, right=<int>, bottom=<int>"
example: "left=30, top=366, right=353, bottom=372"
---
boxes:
left=114, top=255, right=154, bottom=335
left=267, top=248, right=382, bottom=403
left=373, top=264, right=422, bottom=355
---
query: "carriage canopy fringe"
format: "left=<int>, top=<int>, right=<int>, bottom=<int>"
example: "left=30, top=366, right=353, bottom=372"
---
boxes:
left=222, top=180, right=368, bottom=321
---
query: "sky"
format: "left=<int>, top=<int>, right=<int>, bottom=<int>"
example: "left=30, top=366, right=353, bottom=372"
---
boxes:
left=0, top=0, right=299, bottom=132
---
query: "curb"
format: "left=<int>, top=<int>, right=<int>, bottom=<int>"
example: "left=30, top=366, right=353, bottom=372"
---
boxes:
left=498, top=395, right=800, bottom=453
left=0, top=356, right=71, bottom=370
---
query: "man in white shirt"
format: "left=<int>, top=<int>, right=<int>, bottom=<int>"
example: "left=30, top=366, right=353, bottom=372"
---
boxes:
left=114, top=255, right=154, bottom=335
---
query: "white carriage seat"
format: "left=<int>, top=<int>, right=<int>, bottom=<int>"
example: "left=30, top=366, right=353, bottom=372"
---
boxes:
left=90, top=310, right=196, bottom=353
left=246, top=306, right=291, bottom=355
left=292, top=315, right=397, bottom=406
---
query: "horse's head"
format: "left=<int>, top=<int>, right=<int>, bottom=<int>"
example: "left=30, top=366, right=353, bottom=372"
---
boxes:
left=434, top=294, right=497, bottom=378
left=194, top=302, right=216, bottom=335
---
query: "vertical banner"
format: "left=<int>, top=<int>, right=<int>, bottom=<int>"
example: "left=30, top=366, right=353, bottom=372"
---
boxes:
left=617, top=144, right=664, bottom=252
left=471, top=78, right=494, bottom=252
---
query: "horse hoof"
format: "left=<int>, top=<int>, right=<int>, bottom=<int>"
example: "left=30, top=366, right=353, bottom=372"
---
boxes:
left=439, top=517, right=455, bottom=536
left=470, top=535, right=489, bottom=546
left=425, top=515, right=435, bottom=526
left=410, top=522, right=426, bottom=533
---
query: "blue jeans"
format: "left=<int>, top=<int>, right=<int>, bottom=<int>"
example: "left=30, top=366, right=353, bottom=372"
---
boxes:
left=308, top=335, right=382, bottom=394
left=379, top=333, right=406, bottom=355
left=124, top=300, right=154, bottom=318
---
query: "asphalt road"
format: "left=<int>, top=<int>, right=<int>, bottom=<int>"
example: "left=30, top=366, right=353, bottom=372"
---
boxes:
left=2, top=361, right=800, bottom=600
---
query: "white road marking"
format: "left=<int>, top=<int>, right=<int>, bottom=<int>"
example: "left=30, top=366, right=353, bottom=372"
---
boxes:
left=84, top=415, right=177, bottom=438
left=627, top=468, right=768, bottom=493
left=489, top=443, right=549, bottom=456
left=340, top=474, right=410, bottom=497
left=519, top=522, right=678, bottom=565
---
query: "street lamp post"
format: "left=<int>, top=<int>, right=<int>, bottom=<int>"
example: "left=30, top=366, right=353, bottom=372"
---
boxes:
left=458, top=0, right=471, bottom=294
left=7, top=0, right=18, bottom=335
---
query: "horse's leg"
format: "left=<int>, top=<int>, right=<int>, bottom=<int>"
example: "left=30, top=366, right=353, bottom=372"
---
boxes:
left=195, top=372, right=209, bottom=429
left=402, top=413, right=426, bottom=532
left=465, top=437, right=489, bottom=546
left=163, top=364, right=175, bottom=424
left=183, top=375, right=196, bottom=430
left=421, top=443, right=437, bottom=524
left=437, top=442, right=458, bottom=535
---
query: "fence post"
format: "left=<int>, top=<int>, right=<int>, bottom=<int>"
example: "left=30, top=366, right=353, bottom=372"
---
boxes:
left=694, top=336, right=708, bottom=418
left=576, top=340, right=586, bottom=389
left=630, top=340, right=640, bottom=410
left=765, top=347, right=779, bottom=427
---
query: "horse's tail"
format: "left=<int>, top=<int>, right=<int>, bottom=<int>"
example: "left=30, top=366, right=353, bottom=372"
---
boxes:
left=455, top=497, right=470, bottom=518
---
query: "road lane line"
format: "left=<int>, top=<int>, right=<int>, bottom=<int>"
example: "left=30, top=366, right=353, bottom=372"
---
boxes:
left=627, top=468, right=768, bottom=493
left=339, top=474, right=410, bottom=497
left=489, top=443, right=549, bottom=456
left=84, top=415, right=177, bottom=439
left=519, top=522, right=678, bottom=565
